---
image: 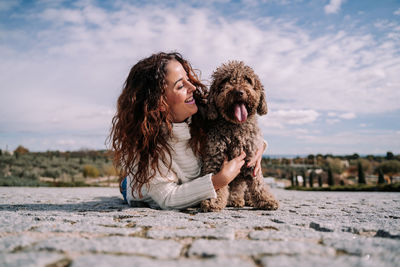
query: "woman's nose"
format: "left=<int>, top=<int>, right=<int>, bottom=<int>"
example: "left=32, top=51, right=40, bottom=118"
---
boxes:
left=187, top=81, right=196, bottom=92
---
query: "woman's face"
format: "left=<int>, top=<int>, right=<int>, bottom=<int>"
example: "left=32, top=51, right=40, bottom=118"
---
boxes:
left=164, top=60, right=198, bottom=123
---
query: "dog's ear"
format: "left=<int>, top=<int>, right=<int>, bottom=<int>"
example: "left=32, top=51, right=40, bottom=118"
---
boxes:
left=256, top=79, right=268, bottom=115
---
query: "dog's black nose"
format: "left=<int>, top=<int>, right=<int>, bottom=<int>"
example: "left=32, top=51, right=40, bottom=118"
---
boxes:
left=235, top=90, right=244, bottom=97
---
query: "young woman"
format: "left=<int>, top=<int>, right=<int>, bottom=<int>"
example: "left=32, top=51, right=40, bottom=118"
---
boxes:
left=109, top=52, right=265, bottom=210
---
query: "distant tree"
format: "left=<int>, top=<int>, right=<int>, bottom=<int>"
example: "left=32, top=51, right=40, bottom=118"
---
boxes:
left=309, top=171, right=314, bottom=187
left=14, top=145, right=29, bottom=155
left=307, top=154, right=315, bottom=165
left=366, top=155, right=375, bottom=161
left=326, top=157, right=344, bottom=174
left=376, top=161, right=400, bottom=183
left=318, top=174, right=323, bottom=187
left=327, top=168, right=334, bottom=186
left=0, top=149, right=2, bottom=156
left=358, top=161, right=366, bottom=184
left=42, top=169, right=60, bottom=182
left=65, top=152, right=70, bottom=161
left=386, top=151, right=394, bottom=160
left=378, top=169, right=385, bottom=184
left=290, top=171, right=295, bottom=187
left=376, top=161, right=400, bottom=174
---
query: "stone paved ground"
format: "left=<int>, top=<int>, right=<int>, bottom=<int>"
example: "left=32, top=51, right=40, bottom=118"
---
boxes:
left=0, top=187, right=399, bottom=267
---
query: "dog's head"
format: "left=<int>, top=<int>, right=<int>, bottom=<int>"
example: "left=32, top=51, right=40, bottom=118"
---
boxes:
left=207, top=61, right=267, bottom=123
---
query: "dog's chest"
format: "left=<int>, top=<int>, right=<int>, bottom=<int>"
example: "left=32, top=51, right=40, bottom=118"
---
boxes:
left=211, top=119, right=259, bottom=159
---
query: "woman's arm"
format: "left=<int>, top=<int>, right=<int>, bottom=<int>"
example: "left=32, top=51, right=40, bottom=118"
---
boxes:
left=247, top=139, right=268, bottom=177
left=147, top=173, right=217, bottom=210
left=146, top=151, right=247, bottom=210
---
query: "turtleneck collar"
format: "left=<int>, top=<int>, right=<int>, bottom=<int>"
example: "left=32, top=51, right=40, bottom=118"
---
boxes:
left=171, top=121, right=191, bottom=141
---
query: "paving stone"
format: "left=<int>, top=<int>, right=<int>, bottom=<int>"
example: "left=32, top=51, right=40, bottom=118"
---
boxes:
left=188, top=239, right=335, bottom=257
left=0, top=213, right=36, bottom=232
left=260, top=255, right=387, bottom=267
left=0, top=252, right=66, bottom=267
left=71, top=254, right=256, bottom=267
left=147, top=227, right=235, bottom=240
left=34, top=236, right=182, bottom=259
left=131, top=216, right=206, bottom=228
left=32, top=221, right=142, bottom=236
left=322, top=236, right=400, bottom=257
left=309, top=221, right=336, bottom=232
left=0, top=235, right=42, bottom=252
left=248, top=225, right=322, bottom=241
left=374, top=229, right=400, bottom=239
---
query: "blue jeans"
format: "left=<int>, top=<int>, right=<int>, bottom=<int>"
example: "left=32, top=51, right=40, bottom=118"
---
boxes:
left=121, top=177, right=127, bottom=203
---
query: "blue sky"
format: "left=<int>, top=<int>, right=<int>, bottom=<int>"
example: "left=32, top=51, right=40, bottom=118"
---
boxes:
left=0, top=0, right=399, bottom=155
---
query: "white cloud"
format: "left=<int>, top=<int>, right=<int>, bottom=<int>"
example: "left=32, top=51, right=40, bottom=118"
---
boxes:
left=327, top=112, right=337, bottom=117
left=394, top=8, right=400, bottom=15
left=262, top=109, right=319, bottom=126
left=326, top=118, right=340, bottom=124
left=324, top=0, right=346, bottom=14
left=339, top=112, right=356, bottom=119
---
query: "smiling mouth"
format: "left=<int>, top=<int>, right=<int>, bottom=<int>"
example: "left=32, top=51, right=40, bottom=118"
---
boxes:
left=185, top=96, right=195, bottom=104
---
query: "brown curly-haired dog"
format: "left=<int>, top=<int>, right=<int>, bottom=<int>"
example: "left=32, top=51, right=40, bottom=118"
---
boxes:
left=200, top=61, right=279, bottom=212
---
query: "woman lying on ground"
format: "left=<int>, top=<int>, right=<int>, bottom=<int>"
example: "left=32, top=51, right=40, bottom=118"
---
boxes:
left=109, top=52, right=266, bottom=210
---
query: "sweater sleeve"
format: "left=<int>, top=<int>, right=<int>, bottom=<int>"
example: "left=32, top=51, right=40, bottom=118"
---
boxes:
left=146, top=173, right=217, bottom=210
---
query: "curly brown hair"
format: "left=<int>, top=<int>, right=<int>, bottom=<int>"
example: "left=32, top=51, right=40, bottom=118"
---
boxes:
left=109, top=52, right=207, bottom=197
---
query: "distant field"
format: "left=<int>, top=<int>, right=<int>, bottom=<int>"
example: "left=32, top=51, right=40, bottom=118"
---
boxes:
left=0, top=149, right=119, bottom=187
left=1, top=148, right=399, bottom=189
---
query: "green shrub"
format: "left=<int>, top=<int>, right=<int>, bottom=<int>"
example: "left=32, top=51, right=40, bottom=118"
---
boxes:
left=83, top=165, right=100, bottom=178
left=42, top=169, right=60, bottom=179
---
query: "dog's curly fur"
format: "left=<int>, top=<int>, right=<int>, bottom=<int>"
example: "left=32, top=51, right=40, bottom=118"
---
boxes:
left=200, top=61, right=279, bottom=212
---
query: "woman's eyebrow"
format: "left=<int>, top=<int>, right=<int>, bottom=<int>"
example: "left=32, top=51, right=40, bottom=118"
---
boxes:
left=174, top=77, right=183, bottom=86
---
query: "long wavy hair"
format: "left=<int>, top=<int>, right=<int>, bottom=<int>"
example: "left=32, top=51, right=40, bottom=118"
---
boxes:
left=109, top=52, right=207, bottom=197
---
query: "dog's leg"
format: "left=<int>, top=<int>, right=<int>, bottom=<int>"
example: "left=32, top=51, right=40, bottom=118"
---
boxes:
left=200, top=186, right=229, bottom=212
left=246, top=175, right=279, bottom=210
left=227, top=177, right=247, bottom=207
left=244, top=188, right=254, bottom=207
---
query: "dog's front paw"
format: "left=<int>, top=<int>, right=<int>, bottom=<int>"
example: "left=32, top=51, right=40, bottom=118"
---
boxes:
left=254, top=198, right=279, bottom=210
left=227, top=197, right=245, bottom=208
left=200, top=199, right=224, bottom=212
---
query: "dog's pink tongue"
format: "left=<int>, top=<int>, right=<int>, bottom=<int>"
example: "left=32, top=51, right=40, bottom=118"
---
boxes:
left=234, top=103, right=248, bottom=122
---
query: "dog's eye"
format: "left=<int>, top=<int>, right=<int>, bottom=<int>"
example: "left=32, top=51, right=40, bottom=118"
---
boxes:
left=218, top=78, right=229, bottom=89
left=245, top=76, right=252, bottom=85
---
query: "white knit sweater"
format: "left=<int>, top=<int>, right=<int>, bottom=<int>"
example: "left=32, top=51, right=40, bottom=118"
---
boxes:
left=125, top=121, right=217, bottom=210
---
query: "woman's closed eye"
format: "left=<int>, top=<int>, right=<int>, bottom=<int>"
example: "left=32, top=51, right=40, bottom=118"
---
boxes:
left=177, top=77, right=190, bottom=89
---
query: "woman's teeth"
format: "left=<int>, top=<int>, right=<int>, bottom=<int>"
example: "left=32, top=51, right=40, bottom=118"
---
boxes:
left=185, top=97, right=194, bottom=103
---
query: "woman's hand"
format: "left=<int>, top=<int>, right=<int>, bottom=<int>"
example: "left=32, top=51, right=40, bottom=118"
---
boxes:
left=212, top=151, right=246, bottom=190
left=247, top=141, right=266, bottom=177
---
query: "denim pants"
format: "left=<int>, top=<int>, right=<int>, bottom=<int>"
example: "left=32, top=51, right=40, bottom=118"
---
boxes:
left=121, top=177, right=127, bottom=203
